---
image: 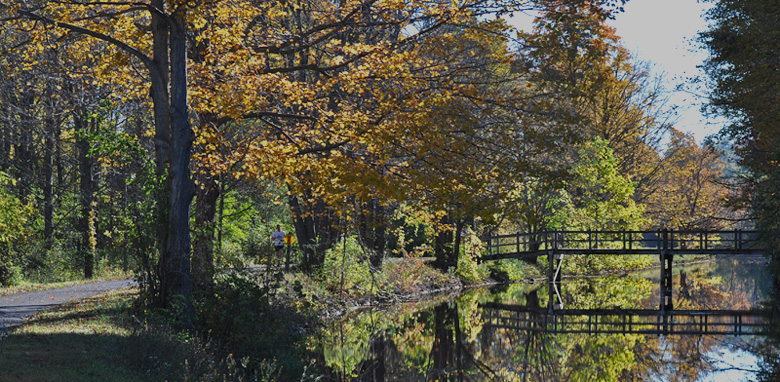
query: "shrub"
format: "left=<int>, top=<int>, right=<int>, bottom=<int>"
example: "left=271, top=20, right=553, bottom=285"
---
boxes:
left=488, top=258, right=543, bottom=282
left=455, top=227, right=490, bottom=283
left=192, top=271, right=309, bottom=381
left=320, top=236, right=375, bottom=297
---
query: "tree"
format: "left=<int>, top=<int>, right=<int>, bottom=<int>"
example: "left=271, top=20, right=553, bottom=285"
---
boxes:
left=645, top=129, right=731, bottom=230
left=4, top=0, right=545, bottom=303
left=188, top=7, right=551, bottom=270
left=4, top=1, right=200, bottom=320
left=0, top=173, right=35, bottom=285
left=565, top=138, right=647, bottom=231
left=522, top=0, right=670, bottom=209
left=700, top=0, right=780, bottom=266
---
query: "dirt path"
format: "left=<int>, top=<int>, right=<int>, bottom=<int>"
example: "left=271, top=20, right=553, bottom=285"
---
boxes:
left=0, top=279, right=134, bottom=332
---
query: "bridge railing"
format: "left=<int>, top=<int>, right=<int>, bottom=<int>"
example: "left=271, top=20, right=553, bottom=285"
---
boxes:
left=484, top=229, right=761, bottom=259
left=662, top=230, right=760, bottom=252
left=548, top=230, right=646, bottom=251
left=484, top=232, right=548, bottom=258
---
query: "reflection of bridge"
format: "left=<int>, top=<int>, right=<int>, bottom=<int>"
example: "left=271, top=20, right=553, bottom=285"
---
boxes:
left=482, top=302, right=768, bottom=336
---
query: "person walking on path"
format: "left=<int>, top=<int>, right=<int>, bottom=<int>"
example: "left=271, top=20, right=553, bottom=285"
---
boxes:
left=270, top=225, right=286, bottom=261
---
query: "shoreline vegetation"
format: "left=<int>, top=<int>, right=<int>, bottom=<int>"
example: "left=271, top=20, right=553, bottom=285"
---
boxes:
left=0, top=253, right=745, bottom=381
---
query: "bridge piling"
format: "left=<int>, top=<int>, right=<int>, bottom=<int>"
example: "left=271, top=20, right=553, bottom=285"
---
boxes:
left=660, top=229, right=674, bottom=311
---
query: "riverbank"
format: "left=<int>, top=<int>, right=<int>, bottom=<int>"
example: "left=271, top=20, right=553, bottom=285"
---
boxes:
left=306, top=257, right=777, bottom=381
left=3, top=254, right=758, bottom=381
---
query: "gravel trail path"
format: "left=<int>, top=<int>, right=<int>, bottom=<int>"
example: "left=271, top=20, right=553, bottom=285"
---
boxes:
left=0, top=279, right=134, bottom=331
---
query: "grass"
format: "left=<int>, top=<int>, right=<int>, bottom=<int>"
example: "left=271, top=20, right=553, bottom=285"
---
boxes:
left=0, top=273, right=133, bottom=297
left=1, top=278, right=306, bottom=382
left=0, top=288, right=146, bottom=382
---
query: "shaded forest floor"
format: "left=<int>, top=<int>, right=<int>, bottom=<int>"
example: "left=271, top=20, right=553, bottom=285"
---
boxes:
left=0, top=289, right=150, bottom=382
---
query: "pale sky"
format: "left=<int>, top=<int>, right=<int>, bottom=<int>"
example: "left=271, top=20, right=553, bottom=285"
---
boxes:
left=511, top=0, right=720, bottom=143
left=609, top=0, right=719, bottom=143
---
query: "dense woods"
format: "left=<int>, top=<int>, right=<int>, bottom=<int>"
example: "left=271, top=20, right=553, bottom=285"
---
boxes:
left=0, top=0, right=742, bottom=302
left=0, top=0, right=770, bottom=379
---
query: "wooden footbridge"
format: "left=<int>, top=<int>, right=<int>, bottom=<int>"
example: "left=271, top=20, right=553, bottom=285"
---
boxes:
left=483, top=229, right=762, bottom=260
left=482, top=229, right=764, bottom=311
left=485, top=229, right=760, bottom=285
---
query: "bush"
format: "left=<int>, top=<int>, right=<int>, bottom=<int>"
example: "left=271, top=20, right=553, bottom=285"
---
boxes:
left=382, top=256, right=454, bottom=295
left=455, top=227, right=490, bottom=283
left=488, top=259, right=543, bottom=282
left=238, top=226, right=274, bottom=264
left=193, top=271, right=309, bottom=381
left=320, top=237, right=376, bottom=297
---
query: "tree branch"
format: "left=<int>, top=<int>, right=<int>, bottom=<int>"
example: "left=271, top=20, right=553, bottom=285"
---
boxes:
left=19, top=10, right=154, bottom=70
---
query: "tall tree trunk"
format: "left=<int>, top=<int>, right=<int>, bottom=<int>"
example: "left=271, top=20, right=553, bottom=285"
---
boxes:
left=16, top=96, right=34, bottom=196
left=192, top=173, right=219, bottom=294
left=434, top=215, right=455, bottom=271
left=43, top=113, right=55, bottom=252
left=149, top=0, right=172, bottom=308
left=359, top=198, right=386, bottom=268
left=289, top=192, right=340, bottom=271
left=0, top=104, right=9, bottom=171
left=451, top=218, right=464, bottom=270
left=55, top=117, right=63, bottom=194
left=75, top=112, right=95, bottom=279
left=158, top=11, right=196, bottom=324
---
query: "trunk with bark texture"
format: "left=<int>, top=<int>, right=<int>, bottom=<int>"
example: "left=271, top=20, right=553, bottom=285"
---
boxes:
left=289, top=193, right=340, bottom=270
left=159, top=13, right=195, bottom=322
left=43, top=114, right=55, bottom=251
left=359, top=198, right=386, bottom=268
left=434, top=215, right=455, bottom=271
left=75, top=113, right=95, bottom=279
left=192, top=174, right=219, bottom=294
left=142, top=4, right=195, bottom=325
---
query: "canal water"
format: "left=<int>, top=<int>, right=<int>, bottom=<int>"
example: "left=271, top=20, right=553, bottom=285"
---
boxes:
left=307, top=257, right=778, bottom=381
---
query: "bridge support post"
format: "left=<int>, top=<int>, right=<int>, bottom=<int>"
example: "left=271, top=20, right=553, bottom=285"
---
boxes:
left=660, top=229, right=674, bottom=311
left=547, top=251, right=563, bottom=284
left=659, top=229, right=674, bottom=312
left=547, top=248, right=564, bottom=313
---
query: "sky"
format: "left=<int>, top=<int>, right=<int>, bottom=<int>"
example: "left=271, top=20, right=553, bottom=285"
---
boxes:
left=512, top=0, right=721, bottom=144
left=609, top=0, right=719, bottom=143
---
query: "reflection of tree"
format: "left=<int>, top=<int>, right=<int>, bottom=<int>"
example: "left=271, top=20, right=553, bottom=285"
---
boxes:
left=427, top=304, right=458, bottom=380
left=477, top=285, right=648, bottom=382
left=562, top=277, right=653, bottom=310
left=427, top=301, right=504, bottom=381
left=552, top=280, right=649, bottom=382
left=309, top=296, right=445, bottom=380
left=567, top=333, right=643, bottom=382
left=629, top=261, right=768, bottom=381
left=754, top=285, right=780, bottom=382
left=480, top=289, right=563, bottom=381
left=309, top=260, right=772, bottom=381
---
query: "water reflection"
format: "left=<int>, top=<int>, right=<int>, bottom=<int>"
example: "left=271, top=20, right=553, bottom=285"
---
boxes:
left=308, top=257, right=776, bottom=381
